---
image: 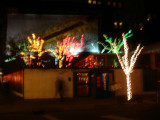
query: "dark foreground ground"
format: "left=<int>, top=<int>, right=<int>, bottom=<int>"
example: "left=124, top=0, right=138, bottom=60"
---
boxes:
left=0, top=88, right=160, bottom=120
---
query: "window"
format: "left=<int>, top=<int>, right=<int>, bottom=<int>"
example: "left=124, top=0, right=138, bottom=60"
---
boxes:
left=93, top=0, right=97, bottom=4
left=77, top=73, right=90, bottom=96
left=88, top=0, right=92, bottom=4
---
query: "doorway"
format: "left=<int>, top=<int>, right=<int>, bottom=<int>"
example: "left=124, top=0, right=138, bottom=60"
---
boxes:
left=74, top=72, right=90, bottom=97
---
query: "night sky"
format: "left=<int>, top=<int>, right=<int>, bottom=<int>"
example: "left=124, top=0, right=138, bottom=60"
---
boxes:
left=124, top=0, right=159, bottom=45
left=3, top=0, right=160, bottom=48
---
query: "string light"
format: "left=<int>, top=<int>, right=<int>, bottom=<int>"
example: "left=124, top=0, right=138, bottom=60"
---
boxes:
left=46, top=34, right=84, bottom=68
left=5, top=33, right=84, bottom=68
left=19, top=34, right=45, bottom=66
left=27, top=33, right=44, bottom=52
left=97, top=33, right=131, bottom=53
left=66, top=34, right=84, bottom=67
left=113, top=32, right=144, bottom=101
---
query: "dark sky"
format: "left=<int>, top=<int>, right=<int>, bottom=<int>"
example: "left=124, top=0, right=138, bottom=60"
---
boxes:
left=123, top=0, right=159, bottom=45
left=4, top=0, right=159, bottom=46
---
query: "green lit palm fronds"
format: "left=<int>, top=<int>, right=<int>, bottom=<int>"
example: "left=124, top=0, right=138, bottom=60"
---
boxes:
left=98, top=30, right=133, bottom=53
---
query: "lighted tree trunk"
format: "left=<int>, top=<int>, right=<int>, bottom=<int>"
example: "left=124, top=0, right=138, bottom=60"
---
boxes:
left=59, top=59, right=63, bottom=68
left=53, top=35, right=83, bottom=68
left=113, top=33, right=143, bottom=101
left=126, top=73, right=132, bottom=100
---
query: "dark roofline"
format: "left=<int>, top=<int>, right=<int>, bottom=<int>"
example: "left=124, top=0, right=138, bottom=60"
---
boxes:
left=142, top=41, right=160, bottom=54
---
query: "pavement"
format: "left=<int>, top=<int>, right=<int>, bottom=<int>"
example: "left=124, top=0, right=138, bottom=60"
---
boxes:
left=0, top=86, right=160, bottom=120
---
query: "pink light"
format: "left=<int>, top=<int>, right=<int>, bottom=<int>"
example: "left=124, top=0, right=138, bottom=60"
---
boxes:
left=65, top=34, right=84, bottom=67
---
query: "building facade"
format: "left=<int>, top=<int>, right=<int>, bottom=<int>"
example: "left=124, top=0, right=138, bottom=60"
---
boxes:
left=2, top=67, right=145, bottom=99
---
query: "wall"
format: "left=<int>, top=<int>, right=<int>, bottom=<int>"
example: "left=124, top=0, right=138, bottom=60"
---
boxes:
left=114, top=69, right=143, bottom=96
left=24, top=69, right=73, bottom=99
left=2, top=70, right=24, bottom=97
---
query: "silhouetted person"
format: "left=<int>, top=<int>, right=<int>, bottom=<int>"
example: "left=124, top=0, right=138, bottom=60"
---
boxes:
left=56, top=77, right=65, bottom=101
left=59, top=80, right=63, bottom=100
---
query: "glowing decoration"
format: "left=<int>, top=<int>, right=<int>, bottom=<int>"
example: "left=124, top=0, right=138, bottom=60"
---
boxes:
left=54, top=58, right=58, bottom=65
left=27, top=33, right=44, bottom=52
left=90, top=43, right=100, bottom=53
left=18, top=34, right=46, bottom=67
left=112, top=59, right=118, bottom=68
left=113, top=31, right=144, bottom=101
left=20, top=51, right=35, bottom=66
left=27, top=33, right=47, bottom=58
left=90, top=43, right=106, bottom=53
left=66, top=34, right=84, bottom=67
left=102, top=73, right=107, bottom=91
left=53, top=40, right=69, bottom=68
left=98, top=30, right=133, bottom=53
left=85, top=55, right=95, bottom=68
left=5, top=44, right=22, bottom=63
left=5, top=57, right=16, bottom=62
left=22, top=33, right=47, bottom=67
left=18, top=43, right=34, bottom=66
left=75, top=54, right=104, bottom=68
left=5, top=33, right=84, bottom=68
left=45, top=34, right=84, bottom=68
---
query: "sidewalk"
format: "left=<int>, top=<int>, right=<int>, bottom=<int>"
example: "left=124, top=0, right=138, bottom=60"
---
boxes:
left=0, top=95, right=158, bottom=113
left=0, top=86, right=159, bottom=113
left=0, top=91, right=160, bottom=120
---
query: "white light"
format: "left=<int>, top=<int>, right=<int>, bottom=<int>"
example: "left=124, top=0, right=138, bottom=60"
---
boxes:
left=70, top=48, right=82, bottom=55
left=90, top=43, right=100, bottom=53
left=114, top=21, right=118, bottom=27
left=113, top=33, right=144, bottom=101
left=0, top=72, right=3, bottom=75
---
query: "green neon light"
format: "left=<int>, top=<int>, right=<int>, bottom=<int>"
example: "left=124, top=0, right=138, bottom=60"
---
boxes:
left=113, top=59, right=118, bottom=68
left=98, top=30, right=133, bottom=53
left=5, top=57, right=16, bottom=63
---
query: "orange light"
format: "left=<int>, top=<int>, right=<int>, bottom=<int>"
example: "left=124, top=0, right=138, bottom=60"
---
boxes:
left=27, top=33, right=44, bottom=52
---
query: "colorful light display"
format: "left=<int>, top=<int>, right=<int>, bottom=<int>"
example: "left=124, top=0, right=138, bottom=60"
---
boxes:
left=5, top=57, right=16, bottom=63
left=98, top=30, right=133, bottom=53
left=90, top=43, right=100, bottom=53
left=66, top=34, right=84, bottom=67
left=19, top=34, right=46, bottom=66
left=84, top=55, right=95, bottom=68
left=4, top=42, right=33, bottom=66
left=38, top=34, right=84, bottom=68
left=5, top=34, right=46, bottom=67
left=75, top=54, right=104, bottom=68
left=20, top=34, right=52, bottom=67
left=113, top=31, right=143, bottom=101
left=20, top=51, right=37, bottom=66
left=27, top=33, right=44, bottom=52
left=51, top=34, right=84, bottom=68
left=112, top=59, right=118, bottom=68
left=5, top=33, right=84, bottom=68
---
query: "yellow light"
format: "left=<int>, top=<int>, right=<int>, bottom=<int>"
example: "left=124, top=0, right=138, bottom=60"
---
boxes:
left=93, top=0, right=96, bottom=4
left=88, top=0, right=92, bottom=4
left=27, top=33, right=44, bottom=52
left=0, top=72, right=3, bottom=75
left=119, top=22, right=123, bottom=27
left=140, top=27, right=143, bottom=31
left=114, top=21, right=118, bottom=26
left=147, top=16, right=150, bottom=21
left=32, top=33, right=36, bottom=39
